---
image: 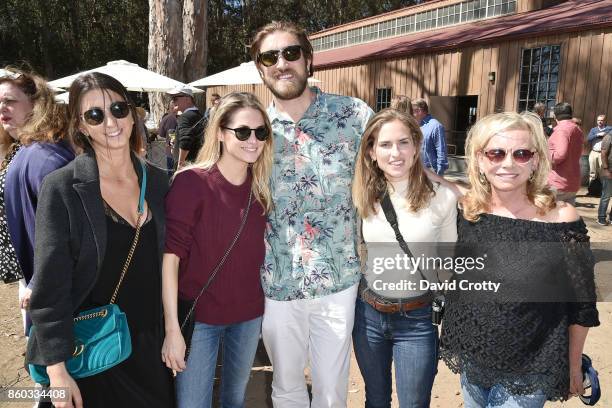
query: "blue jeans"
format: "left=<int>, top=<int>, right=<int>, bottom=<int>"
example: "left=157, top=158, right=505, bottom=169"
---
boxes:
left=460, top=374, right=547, bottom=408
left=598, top=175, right=612, bottom=222
left=353, top=298, right=438, bottom=408
left=176, top=316, right=262, bottom=408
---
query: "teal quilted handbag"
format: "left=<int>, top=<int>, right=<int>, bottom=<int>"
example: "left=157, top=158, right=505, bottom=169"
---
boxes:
left=28, top=304, right=132, bottom=385
left=28, top=161, right=147, bottom=385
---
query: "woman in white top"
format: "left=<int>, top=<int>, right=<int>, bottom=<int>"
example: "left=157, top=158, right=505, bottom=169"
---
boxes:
left=352, top=108, right=457, bottom=408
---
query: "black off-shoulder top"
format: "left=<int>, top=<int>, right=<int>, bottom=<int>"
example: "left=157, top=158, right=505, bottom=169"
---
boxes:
left=440, top=212, right=600, bottom=401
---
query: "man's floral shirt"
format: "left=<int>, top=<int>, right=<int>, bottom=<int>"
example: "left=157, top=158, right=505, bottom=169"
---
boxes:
left=261, top=87, right=374, bottom=301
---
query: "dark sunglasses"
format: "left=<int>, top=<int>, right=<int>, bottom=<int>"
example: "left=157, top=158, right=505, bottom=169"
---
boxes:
left=258, top=45, right=303, bottom=67
left=81, top=101, right=131, bottom=126
left=482, top=148, right=536, bottom=164
left=222, top=126, right=269, bottom=141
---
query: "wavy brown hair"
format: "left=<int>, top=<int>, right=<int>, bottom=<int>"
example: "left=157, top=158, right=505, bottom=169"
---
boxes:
left=462, top=111, right=555, bottom=221
left=177, top=92, right=273, bottom=214
left=352, top=108, right=434, bottom=218
left=0, top=66, right=68, bottom=145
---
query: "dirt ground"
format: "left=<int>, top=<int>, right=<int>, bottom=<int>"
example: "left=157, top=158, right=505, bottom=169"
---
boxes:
left=1, top=189, right=610, bottom=407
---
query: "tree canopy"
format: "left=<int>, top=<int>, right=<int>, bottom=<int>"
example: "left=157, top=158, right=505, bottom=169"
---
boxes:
left=0, top=0, right=418, bottom=80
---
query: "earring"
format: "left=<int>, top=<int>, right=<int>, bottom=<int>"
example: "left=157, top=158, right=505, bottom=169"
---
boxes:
left=478, top=171, right=488, bottom=185
left=528, top=171, right=536, bottom=183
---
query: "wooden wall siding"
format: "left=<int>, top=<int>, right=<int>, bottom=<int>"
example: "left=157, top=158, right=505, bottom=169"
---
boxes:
left=204, top=28, right=612, bottom=130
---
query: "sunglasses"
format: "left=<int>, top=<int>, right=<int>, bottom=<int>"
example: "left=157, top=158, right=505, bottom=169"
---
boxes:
left=222, top=126, right=269, bottom=141
left=81, top=101, right=131, bottom=126
left=482, top=148, right=536, bottom=164
left=258, top=45, right=303, bottom=67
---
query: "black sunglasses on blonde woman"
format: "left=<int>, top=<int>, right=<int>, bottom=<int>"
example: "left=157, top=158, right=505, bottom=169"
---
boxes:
left=257, top=45, right=303, bottom=67
left=81, top=101, right=131, bottom=126
left=222, top=126, right=269, bottom=141
left=483, top=148, right=535, bottom=164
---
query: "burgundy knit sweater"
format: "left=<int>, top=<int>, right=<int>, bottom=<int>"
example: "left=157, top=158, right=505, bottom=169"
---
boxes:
left=165, top=165, right=265, bottom=325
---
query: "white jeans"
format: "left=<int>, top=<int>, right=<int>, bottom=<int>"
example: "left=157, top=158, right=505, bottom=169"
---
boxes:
left=262, top=283, right=358, bottom=408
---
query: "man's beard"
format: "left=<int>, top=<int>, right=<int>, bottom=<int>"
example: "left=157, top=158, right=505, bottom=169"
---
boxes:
left=262, top=69, right=308, bottom=101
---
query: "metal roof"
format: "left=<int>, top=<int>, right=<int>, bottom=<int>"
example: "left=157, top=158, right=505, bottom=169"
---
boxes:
left=313, top=0, right=612, bottom=69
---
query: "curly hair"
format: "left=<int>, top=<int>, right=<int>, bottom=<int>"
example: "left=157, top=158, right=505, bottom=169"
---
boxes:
left=462, top=111, right=555, bottom=221
left=0, top=66, right=68, bottom=145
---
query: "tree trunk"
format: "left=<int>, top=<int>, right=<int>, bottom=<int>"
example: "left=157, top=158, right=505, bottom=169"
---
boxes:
left=148, top=0, right=208, bottom=124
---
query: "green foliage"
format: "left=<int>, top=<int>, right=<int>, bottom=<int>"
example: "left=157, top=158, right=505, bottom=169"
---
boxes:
left=0, top=0, right=148, bottom=79
left=0, top=0, right=416, bottom=80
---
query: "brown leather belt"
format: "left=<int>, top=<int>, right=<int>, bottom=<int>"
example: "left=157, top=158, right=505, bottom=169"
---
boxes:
left=359, top=280, right=429, bottom=314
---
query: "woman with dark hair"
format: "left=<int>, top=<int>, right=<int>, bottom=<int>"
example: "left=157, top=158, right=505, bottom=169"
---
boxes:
left=26, top=72, right=174, bottom=408
left=351, top=108, right=457, bottom=407
left=1, top=67, right=75, bottom=336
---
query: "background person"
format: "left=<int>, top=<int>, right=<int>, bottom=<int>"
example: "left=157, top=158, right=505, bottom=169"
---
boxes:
left=547, top=102, right=583, bottom=205
left=26, top=72, right=174, bottom=408
left=587, top=114, right=611, bottom=183
left=440, top=111, right=599, bottom=407
left=412, top=98, right=448, bottom=175
left=598, top=130, right=612, bottom=225
left=168, top=85, right=205, bottom=170
left=2, top=68, right=76, bottom=336
left=161, top=92, right=273, bottom=408
left=390, top=95, right=413, bottom=116
left=0, top=69, right=27, bottom=289
left=352, top=108, right=457, bottom=407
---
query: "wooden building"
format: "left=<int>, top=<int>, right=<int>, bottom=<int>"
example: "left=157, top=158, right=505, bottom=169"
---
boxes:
left=206, top=0, right=612, bottom=153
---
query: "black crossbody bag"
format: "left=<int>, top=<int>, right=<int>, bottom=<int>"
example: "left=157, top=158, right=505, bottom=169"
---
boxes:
left=177, top=189, right=253, bottom=359
left=380, top=191, right=445, bottom=325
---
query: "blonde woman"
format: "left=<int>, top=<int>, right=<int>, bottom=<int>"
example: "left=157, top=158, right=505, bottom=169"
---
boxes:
left=161, top=92, right=273, bottom=408
left=440, top=112, right=599, bottom=407
left=352, top=109, right=457, bottom=407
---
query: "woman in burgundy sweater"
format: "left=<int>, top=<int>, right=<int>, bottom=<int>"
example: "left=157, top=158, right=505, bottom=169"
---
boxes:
left=161, top=92, right=273, bottom=408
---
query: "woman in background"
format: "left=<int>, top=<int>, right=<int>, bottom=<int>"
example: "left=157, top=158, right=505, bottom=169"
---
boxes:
left=1, top=68, right=75, bottom=336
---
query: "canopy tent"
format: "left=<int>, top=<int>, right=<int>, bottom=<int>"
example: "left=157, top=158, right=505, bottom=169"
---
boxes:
left=189, top=61, right=320, bottom=87
left=49, top=60, right=203, bottom=93
left=54, top=92, right=69, bottom=104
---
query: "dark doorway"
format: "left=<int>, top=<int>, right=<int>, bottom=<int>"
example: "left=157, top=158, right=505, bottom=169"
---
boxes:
left=454, top=95, right=478, bottom=155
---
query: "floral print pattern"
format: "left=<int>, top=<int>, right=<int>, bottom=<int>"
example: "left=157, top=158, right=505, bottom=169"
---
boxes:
left=262, top=87, right=373, bottom=300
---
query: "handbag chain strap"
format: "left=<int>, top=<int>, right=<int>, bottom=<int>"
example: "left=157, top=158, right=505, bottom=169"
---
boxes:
left=180, top=188, right=253, bottom=330
left=109, top=210, right=144, bottom=305
left=109, top=160, right=148, bottom=305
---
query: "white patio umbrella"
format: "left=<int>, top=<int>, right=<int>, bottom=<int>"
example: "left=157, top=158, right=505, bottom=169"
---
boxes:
left=49, top=60, right=203, bottom=93
left=189, top=61, right=320, bottom=87
left=55, top=92, right=69, bottom=104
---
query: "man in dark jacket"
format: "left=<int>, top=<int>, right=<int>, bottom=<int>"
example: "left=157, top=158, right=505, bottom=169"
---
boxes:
left=167, top=85, right=205, bottom=169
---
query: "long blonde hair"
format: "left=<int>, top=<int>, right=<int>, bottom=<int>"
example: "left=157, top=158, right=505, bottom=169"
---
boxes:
left=462, top=111, right=555, bottom=221
left=352, top=108, right=434, bottom=218
left=178, top=92, right=273, bottom=213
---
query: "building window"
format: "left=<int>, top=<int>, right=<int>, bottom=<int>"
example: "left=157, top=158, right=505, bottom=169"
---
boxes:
left=310, top=0, right=517, bottom=52
left=517, top=45, right=561, bottom=113
left=376, top=88, right=392, bottom=111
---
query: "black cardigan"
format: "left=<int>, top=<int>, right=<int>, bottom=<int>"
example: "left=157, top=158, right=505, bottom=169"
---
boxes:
left=26, top=150, right=168, bottom=366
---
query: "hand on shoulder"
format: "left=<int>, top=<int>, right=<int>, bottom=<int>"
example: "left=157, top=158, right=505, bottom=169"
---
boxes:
left=548, top=201, right=580, bottom=223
